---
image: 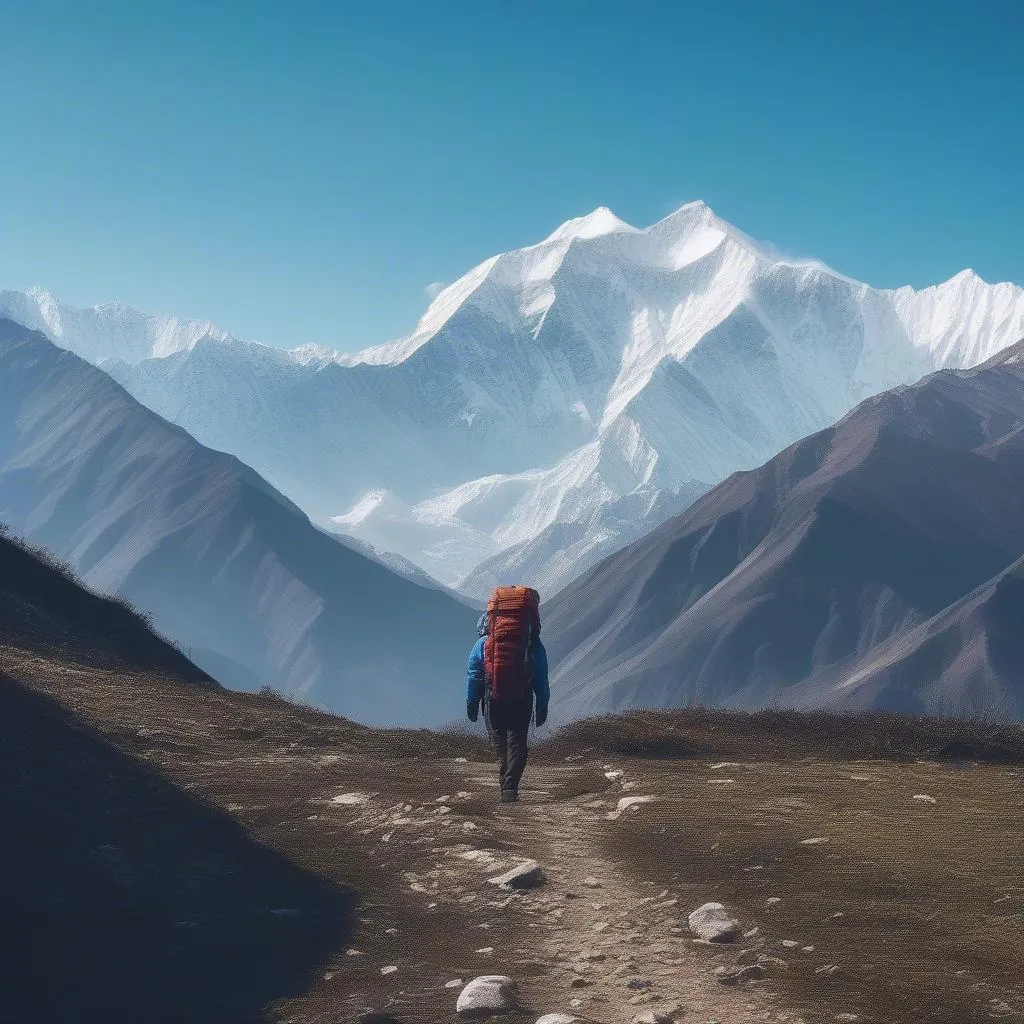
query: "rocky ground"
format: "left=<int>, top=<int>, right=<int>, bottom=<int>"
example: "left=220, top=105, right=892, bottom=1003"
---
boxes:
left=2, top=640, right=1022, bottom=1024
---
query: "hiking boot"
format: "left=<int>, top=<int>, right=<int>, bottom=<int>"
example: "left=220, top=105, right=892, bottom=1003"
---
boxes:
left=500, top=789, right=517, bottom=803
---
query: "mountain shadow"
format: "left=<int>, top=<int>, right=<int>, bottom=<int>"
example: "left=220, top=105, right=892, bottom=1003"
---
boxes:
left=0, top=673, right=354, bottom=1024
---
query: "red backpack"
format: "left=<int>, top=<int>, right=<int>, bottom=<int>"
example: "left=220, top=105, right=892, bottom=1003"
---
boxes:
left=483, top=586, right=540, bottom=702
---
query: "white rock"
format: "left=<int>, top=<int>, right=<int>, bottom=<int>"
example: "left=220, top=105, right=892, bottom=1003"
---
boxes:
left=688, top=902, right=740, bottom=942
left=710, top=762, right=742, bottom=769
left=780, top=940, right=800, bottom=948
left=799, top=837, right=829, bottom=845
left=633, top=1012, right=675, bottom=1024
left=331, top=792, right=371, bottom=805
left=913, top=794, right=937, bottom=804
left=582, top=876, right=603, bottom=888
left=487, top=859, right=546, bottom=889
left=456, top=975, right=519, bottom=1016
left=605, top=770, right=625, bottom=780
left=606, top=795, right=656, bottom=820
left=381, top=965, right=398, bottom=975
left=536, top=1015, right=578, bottom=1024
left=446, top=979, right=465, bottom=989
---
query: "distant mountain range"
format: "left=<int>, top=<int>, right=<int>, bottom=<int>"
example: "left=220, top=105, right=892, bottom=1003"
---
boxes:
left=0, top=318, right=477, bottom=725
left=5, top=202, right=1023, bottom=600
left=543, top=340, right=1024, bottom=722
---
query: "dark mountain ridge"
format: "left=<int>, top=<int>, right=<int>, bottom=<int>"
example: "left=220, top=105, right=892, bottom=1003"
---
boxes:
left=544, top=340, right=1024, bottom=721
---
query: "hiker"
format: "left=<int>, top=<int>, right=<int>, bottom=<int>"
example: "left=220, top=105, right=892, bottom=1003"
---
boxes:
left=466, top=586, right=549, bottom=803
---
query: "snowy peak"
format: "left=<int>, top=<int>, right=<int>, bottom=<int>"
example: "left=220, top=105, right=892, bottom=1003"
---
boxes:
left=544, top=206, right=636, bottom=243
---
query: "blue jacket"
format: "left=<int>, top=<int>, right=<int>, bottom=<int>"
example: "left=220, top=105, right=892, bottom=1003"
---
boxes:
left=467, top=635, right=549, bottom=709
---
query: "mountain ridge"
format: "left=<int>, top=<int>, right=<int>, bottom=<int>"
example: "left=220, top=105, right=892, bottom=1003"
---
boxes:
left=0, top=317, right=477, bottom=725
left=542, top=338, right=1024, bottom=721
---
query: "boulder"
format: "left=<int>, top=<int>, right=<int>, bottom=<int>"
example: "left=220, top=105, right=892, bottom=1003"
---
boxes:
left=457, top=975, right=520, bottom=1016
left=688, top=902, right=740, bottom=943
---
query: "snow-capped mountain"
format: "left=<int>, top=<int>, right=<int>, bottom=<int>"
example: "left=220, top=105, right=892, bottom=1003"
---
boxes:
left=4, top=202, right=1024, bottom=598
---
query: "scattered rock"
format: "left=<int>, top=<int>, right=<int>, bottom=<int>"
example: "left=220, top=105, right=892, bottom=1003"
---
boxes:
left=606, top=795, right=657, bottom=820
left=633, top=1012, right=676, bottom=1024
left=487, top=859, right=546, bottom=890
left=445, top=979, right=465, bottom=988
left=765, top=897, right=782, bottom=907
left=913, top=794, right=938, bottom=804
left=780, top=940, right=800, bottom=949
left=710, top=762, right=741, bottom=769
left=707, top=779, right=735, bottom=785
left=380, top=965, right=398, bottom=975
left=569, top=999, right=583, bottom=1010
left=475, top=947, right=495, bottom=954
left=714, top=964, right=764, bottom=985
left=536, top=1015, right=579, bottom=1024
left=456, top=975, right=520, bottom=1016
left=582, top=876, right=603, bottom=888
left=332, top=792, right=371, bottom=806
left=688, top=902, right=740, bottom=943
left=800, top=837, right=829, bottom=846
left=627, top=978, right=652, bottom=990
left=346, top=948, right=365, bottom=956
left=570, top=977, right=589, bottom=989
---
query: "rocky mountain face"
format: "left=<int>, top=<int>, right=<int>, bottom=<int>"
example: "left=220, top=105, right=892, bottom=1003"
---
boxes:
left=6, top=203, right=1023, bottom=598
left=543, top=340, right=1024, bottom=722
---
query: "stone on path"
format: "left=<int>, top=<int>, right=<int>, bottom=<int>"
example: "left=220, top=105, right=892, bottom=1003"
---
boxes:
left=487, top=858, right=546, bottom=890
left=800, top=837, right=829, bottom=845
left=582, top=876, right=602, bottom=888
left=714, top=964, right=765, bottom=984
left=913, top=794, right=938, bottom=804
left=456, top=975, right=520, bottom=1016
left=606, top=795, right=657, bottom=820
left=445, top=979, right=465, bottom=988
left=536, top=1016, right=579, bottom=1024
left=688, top=902, right=740, bottom=943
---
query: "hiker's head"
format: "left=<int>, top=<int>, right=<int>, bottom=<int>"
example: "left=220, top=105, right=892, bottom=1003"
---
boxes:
left=476, top=612, right=489, bottom=637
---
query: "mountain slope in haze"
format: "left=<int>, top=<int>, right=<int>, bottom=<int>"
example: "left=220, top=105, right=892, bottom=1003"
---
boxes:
left=6, top=203, right=1024, bottom=598
left=543, top=339, right=1024, bottom=722
left=0, top=318, right=477, bottom=726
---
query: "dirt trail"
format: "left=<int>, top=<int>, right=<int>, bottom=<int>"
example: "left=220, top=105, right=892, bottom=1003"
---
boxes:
left=437, top=756, right=794, bottom=1024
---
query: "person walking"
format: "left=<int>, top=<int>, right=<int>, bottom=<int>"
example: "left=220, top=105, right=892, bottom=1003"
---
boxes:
left=466, top=587, right=549, bottom=803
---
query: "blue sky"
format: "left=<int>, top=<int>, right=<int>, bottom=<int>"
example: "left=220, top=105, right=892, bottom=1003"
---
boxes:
left=1, top=0, right=1021, bottom=352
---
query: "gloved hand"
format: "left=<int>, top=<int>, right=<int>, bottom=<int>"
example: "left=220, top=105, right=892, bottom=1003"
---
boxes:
left=467, top=699, right=480, bottom=723
left=535, top=702, right=548, bottom=728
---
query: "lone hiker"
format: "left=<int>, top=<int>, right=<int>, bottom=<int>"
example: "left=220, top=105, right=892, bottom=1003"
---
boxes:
left=466, top=586, right=549, bottom=803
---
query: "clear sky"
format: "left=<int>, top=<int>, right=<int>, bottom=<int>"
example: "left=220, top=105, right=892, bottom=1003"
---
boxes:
left=1, top=0, right=1021, bottom=352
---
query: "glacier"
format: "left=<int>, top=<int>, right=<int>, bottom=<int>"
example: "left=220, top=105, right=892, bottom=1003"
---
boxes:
left=4, top=201, right=1024, bottom=599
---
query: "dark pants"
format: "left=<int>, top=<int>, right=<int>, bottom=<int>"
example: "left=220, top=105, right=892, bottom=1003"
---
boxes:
left=483, top=696, right=532, bottom=794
